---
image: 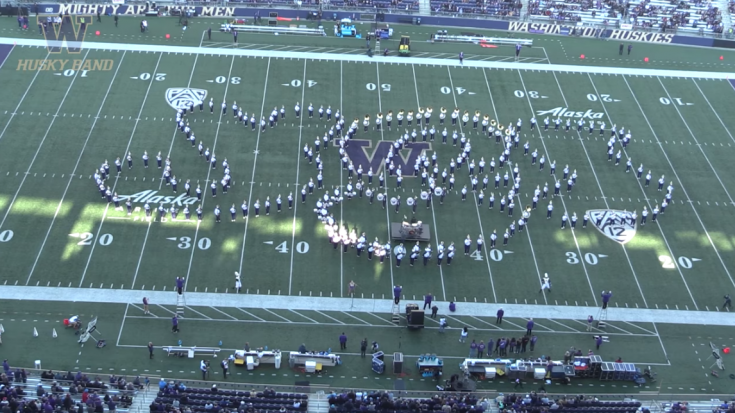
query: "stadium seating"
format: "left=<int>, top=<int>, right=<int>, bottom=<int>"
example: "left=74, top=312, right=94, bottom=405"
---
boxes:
left=499, top=393, right=643, bottom=413
left=155, top=385, right=308, bottom=412
left=0, top=369, right=137, bottom=413
left=528, top=0, right=724, bottom=33
left=429, top=0, right=522, bottom=17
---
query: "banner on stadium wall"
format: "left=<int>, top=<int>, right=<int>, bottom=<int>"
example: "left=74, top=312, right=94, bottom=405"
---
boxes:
left=620, top=23, right=633, bottom=30
left=507, top=22, right=675, bottom=44
left=111, top=0, right=124, bottom=4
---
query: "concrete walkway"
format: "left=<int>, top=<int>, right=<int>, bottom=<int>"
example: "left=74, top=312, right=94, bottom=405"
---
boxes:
left=1, top=286, right=732, bottom=326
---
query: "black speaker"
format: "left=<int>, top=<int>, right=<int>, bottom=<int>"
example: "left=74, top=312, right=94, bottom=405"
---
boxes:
left=393, top=353, right=403, bottom=374
left=407, top=309, right=424, bottom=327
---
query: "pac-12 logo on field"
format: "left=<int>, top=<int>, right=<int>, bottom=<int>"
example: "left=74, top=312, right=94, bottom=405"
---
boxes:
left=165, top=88, right=207, bottom=110
left=587, top=209, right=637, bottom=244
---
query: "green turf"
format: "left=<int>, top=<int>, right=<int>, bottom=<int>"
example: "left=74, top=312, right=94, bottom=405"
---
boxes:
left=1, top=17, right=735, bottom=395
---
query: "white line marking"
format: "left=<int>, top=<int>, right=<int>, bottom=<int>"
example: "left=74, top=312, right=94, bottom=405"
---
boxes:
left=116, top=303, right=129, bottom=346
left=375, top=62, right=395, bottom=291
left=26, top=51, right=124, bottom=285
left=236, top=308, right=265, bottom=321
left=287, top=60, right=307, bottom=295
left=516, top=69, right=599, bottom=306
left=184, top=306, right=212, bottom=319
left=410, top=64, right=447, bottom=300
left=237, top=57, right=271, bottom=277
left=314, top=310, right=345, bottom=324
left=263, top=308, right=292, bottom=322
left=209, top=306, right=237, bottom=320
left=79, top=52, right=164, bottom=288
left=546, top=70, right=649, bottom=307
left=183, top=55, right=236, bottom=292
left=0, top=50, right=49, bottom=145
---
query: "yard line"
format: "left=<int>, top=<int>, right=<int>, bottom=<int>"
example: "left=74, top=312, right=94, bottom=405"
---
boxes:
left=340, top=311, right=371, bottom=324
left=0, top=51, right=86, bottom=233
left=543, top=318, right=581, bottom=332
left=78, top=52, right=164, bottom=288
left=657, top=78, right=735, bottom=205
left=236, top=308, right=265, bottom=321
left=290, top=309, right=318, bottom=323
left=652, top=322, right=671, bottom=364
left=237, top=57, right=271, bottom=278
left=365, top=312, right=397, bottom=326
left=209, top=306, right=238, bottom=320
left=375, top=62, right=395, bottom=290
left=516, top=69, right=599, bottom=306
left=621, top=321, right=656, bottom=335
left=590, top=74, right=721, bottom=306
left=693, top=80, right=735, bottom=147
left=287, top=60, right=308, bottom=295
left=482, top=68, right=539, bottom=303
left=445, top=315, right=478, bottom=330
left=540, top=47, right=551, bottom=64
left=339, top=61, right=344, bottom=297
left=184, top=306, right=212, bottom=319
left=27, top=52, right=126, bottom=285
left=469, top=316, right=503, bottom=330
left=182, top=55, right=236, bottom=293
left=128, top=303, right=158, bottom=318
left=263, top=308, right=291, bottom=322
left=544, top=71, right=649, bottom=307
left=116, top=303, right=129, bottom=346
left=410, top=65, right=447, bottom=301
left=314, top=310, right=345, bottom=324
left=154, top=304, right=178, bottom=316
left=0, top=51, right=50, bottom=144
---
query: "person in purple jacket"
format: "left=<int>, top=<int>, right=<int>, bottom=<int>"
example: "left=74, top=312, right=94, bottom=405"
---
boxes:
left=338, top=333, right=347, bottom=350
left=496, top=308, right=504, bottom=325
left=393, top=285, right=402, bottom=304
left=526, top=318, right=534, bottom=335
left=176, top=277, right=185, bottom=295
left=423, top=293, right=433, bottom=310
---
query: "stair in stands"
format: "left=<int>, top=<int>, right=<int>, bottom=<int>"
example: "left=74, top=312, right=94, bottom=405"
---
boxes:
left=176, top=293, right=186, bottom=317
left=391, top=303, right=401, bottom=324
left=130, top=386, right=157, bottom=413
left=308, top=392, right=330, bottom=413
left=418, top=0, right=431, bottom=15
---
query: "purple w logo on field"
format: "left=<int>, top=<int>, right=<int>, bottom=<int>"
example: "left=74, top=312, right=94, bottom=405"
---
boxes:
left=41, top=15, right=93, bottom=53
left=343, top=140, right=431, bottom=175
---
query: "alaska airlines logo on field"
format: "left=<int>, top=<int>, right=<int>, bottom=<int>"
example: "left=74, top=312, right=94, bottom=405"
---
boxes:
left=588, top=209, right=637, bottom=244
left=343, top=140, right=431, bottom=175
left=165, top=88, right=207, bottom=111
left=536, top=107, right=604, bottom=119
left=117, top=190, right=199, bottom=206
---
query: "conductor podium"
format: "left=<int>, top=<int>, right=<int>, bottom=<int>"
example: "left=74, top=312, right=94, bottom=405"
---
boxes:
left=391, top=220, right=430, bottom=241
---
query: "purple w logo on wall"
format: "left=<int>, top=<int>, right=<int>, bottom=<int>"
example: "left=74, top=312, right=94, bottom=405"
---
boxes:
left=343, top=140, right=432, bottom=175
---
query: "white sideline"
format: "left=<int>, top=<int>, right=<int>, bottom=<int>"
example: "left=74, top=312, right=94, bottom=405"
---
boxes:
left=3, top=37, right=735, bottom=79
left=0, top=285, right=732, bottom=327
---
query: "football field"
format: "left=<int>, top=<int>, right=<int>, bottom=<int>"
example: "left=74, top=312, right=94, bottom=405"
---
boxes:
left=1, top=18, right=735, bottom=393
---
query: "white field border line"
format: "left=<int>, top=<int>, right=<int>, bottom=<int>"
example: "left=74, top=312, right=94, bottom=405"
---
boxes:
left=339, top=60, right=344, bottom=298
left=0, top=43, right=15, bottom=71
left=183, top=55, right=236, bottom=292
left=693, top=80, right=735, bottom=149
left=516, top=69, right=600, bottom=307
left=236, top=308, right=266, bottom=321
left=237, top=57, right=271, bottom=278
left=130, top=32, right=208, bottom=290
left=0, top=51, right=50, bottom=145
left=116, top=303, right=129, bottom=346
left=411, top=64, right=447, bottom=301
left=545, top=71, right=650, bottom=308
left=27, top=51, right=127, bottom=285
left=287, top=60, right=308, bottom=295
left=652, top=322, right=671, bottom=364
left=209, top=306, right=237, bottom=320
left=592, top=74, right=714, bottom=307
left=79, top=52, right=164, bottom=288
left=314, top=309, right=346, bottom=324
left=375, top=62, right=395, bottom=290
left=481, top=68, right=537, bottom=304
left=129, top=303, right=158, bottom=318
left=4, top=38, right=735, bottom=80
left=658, top=78, right=735, bottom=207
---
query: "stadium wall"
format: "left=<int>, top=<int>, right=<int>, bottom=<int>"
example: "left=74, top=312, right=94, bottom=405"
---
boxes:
left=34, top=3, right=735, bottom=49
